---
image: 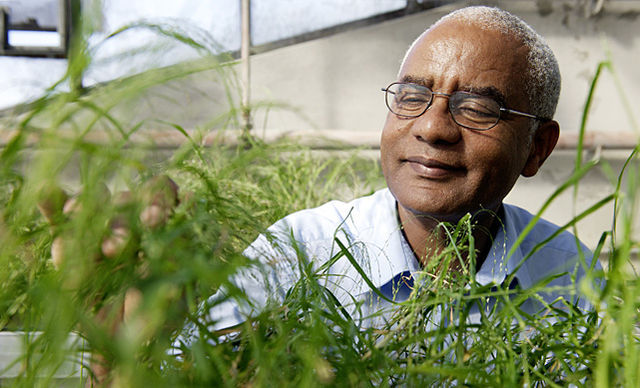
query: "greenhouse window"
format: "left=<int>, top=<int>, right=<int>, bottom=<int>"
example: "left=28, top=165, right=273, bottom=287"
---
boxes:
left=0, top=0, right=71, bottom=58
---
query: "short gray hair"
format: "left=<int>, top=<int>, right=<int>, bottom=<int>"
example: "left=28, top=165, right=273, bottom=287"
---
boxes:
left=401, top=6, right=561, bottom=129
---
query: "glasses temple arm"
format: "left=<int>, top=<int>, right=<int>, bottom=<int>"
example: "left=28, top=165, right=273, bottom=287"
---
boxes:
left=501, top=107, right=550, bottom=121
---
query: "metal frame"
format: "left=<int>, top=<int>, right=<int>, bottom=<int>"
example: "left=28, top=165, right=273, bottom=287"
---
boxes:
left=0, top=0, right=70, bottom=58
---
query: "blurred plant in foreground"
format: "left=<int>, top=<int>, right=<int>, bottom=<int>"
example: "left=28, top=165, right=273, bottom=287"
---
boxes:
left=0, top=4, right=638, bottom=387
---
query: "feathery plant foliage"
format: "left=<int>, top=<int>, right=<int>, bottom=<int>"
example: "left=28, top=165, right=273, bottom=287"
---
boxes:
left=0, top=5, right=638, bottom=388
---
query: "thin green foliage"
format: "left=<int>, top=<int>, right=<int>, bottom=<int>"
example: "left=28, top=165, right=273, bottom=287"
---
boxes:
left=0, top=7, right=638, bottom=388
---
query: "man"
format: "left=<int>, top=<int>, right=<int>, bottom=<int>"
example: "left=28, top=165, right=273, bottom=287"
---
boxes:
left=184, top=5, right=598, bottom=338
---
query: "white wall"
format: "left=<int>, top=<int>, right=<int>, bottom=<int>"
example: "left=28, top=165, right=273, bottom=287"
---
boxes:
left=244, top=1, right=640, bottom=252
left=2, top=1, right=638, bottom=251
left=249, top=1, right=640, bottom=137
left=0, top=0, right=409, bottom=109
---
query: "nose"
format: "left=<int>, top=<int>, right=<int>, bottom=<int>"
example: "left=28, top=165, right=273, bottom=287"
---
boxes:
left=409, top=94, right=462, bottom=145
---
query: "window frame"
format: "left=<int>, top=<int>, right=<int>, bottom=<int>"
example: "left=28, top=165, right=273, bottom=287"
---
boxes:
left=0, top=0, right=71, bottom=58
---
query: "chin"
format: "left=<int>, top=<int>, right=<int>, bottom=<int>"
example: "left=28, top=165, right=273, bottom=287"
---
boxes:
left=407, top=205, right=470, bottom=224
left=400, top=195, right=501, bottom=224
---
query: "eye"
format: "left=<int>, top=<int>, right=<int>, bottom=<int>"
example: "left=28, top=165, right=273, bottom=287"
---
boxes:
left=457, top=103, right=494, bottom=117
left=384, top=83, right=433, bottom=117
left=451, top=94, right=500, bottom=123
left=397, top=92, right=429, bottom=106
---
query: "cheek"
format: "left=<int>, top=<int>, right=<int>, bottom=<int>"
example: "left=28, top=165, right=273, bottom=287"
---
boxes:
left=380, top=114, right=414, bottom=144
left=379, top=117, right=402, bottom=171
left=466, top=135, right=525, bottom=188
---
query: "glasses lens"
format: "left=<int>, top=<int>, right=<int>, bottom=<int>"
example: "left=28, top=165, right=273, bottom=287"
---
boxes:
left=449, top=92, right=501, bottom=130
left=386, top=83, right=432, bottom=117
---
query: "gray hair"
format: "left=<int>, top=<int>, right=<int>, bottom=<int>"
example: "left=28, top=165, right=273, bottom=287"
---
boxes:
left=401, top=6, right=561, bottom=132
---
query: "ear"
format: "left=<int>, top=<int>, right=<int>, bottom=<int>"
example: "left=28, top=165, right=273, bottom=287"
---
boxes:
left=521, top=120, right=559, bottom=177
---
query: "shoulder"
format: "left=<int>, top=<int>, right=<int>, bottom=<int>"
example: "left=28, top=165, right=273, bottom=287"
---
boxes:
left=244, top=188, right=397, bottom=263
left=502, top=203, right=598, bottom=283
left=268, top=188, right=395, bottom=243
left=503, top=204, right=589, bottom=254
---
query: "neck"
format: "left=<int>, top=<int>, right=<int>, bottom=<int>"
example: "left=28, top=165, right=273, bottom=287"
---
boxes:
left=397, top=204, right=501, bottom=272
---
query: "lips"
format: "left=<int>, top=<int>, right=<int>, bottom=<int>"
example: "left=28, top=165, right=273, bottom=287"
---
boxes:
left=403, top=156, right=465, bottom=179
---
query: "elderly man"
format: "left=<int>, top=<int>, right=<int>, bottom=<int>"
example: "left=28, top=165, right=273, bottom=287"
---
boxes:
left=185, top=6, right=598, bottom=336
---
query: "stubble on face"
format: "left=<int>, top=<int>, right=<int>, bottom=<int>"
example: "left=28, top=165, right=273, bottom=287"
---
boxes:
left=380, top=20, right=534, bottom=226
left=379, top=20, right=540, bottom=266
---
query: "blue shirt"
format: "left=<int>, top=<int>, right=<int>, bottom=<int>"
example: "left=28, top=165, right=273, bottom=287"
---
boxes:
left=194, top=188, right=599, bottom=333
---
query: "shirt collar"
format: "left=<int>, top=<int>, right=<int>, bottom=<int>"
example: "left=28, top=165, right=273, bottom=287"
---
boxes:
left=388, top=198, right=533, bottom=289
left=349, top=191, right=533, bottom=296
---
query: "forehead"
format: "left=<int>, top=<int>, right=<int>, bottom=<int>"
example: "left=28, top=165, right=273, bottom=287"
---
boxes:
left=399, top=20, right=529, bottom=103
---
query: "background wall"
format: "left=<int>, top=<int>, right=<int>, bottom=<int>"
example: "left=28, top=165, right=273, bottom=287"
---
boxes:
left=249, top=1, right=639, bottom=136
left=1, top=0, right=638, bottom=253
left=244, top=1, right=639, bottom=253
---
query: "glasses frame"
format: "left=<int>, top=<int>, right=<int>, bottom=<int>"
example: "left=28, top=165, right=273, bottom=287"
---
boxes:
left=381, top=82, right=550, bottom=131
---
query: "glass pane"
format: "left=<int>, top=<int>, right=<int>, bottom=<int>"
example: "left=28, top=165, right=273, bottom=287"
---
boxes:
left=251, top=0, right=407, bottom=46
left=8, top=30, right=59, bottom=47
left=1, top=0, right=59, bottom=27
left=0, top=0, right=62, bottom=48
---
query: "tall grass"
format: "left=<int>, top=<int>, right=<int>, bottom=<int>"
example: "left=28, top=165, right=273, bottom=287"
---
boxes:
left=0, top=8, right=638, bottom=388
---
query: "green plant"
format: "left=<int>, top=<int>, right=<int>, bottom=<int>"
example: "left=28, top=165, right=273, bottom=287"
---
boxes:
left=0, top=6, right=638, bottom=388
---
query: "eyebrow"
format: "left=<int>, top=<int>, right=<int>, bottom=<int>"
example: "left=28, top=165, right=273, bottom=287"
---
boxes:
left=463, top=85, right=508, bottom=107
left=400, top=75, right=433, bottom=88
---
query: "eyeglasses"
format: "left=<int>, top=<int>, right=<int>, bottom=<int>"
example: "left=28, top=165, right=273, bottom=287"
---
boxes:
left=381, top=82, right=549, bottom=131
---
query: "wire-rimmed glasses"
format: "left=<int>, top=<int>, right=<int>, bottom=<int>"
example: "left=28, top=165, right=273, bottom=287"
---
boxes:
left=381, top=82, right=549, bottom=131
